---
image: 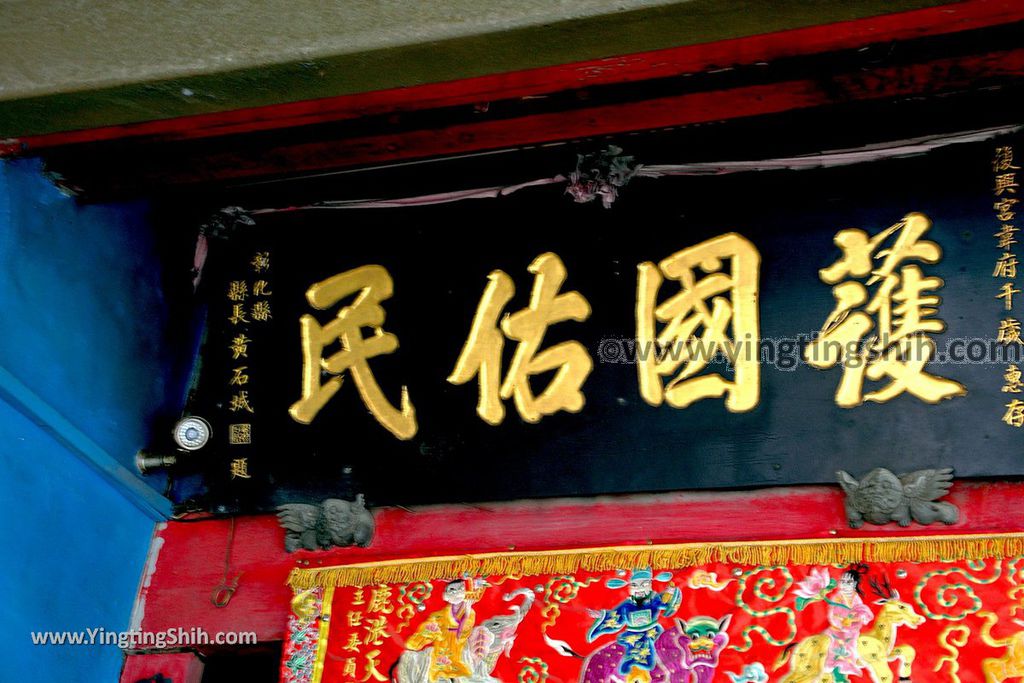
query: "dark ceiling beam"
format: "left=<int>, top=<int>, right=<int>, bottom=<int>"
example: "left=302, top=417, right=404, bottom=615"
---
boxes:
left=0, top=0, right=1015, bottom=153
left=0, top=0, right=1008, bottom=143
left=25, top=11, right=1024, bottom=199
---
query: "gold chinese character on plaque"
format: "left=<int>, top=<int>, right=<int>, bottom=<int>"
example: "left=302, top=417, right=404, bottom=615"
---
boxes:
left=228, top=423, right=252, bottom=444
left=250, top=300, right=272, bottom=322
left=229, top=391, right=255, bottom=413
left=998, top=282, right=1021, bottom=311
left=229, top=334, right=251, bottom=359
left=448, top=252, right=592, bottom=425
left=289, top=265, right=416, bottom=440
left=995, top=198, right=1019, bottom=223
left=994, top=146, right=1020, bottom=173
left=227, top=280, right=248, bottom=302
left=230, top=366, right=249, bottom=386
left=251, top=251, right=271, bottom=273
left=636, top=233, right=761, bottom=412
left=1003, top=365, right=1023, bottom=393
left=230, top=458, right=252, bottom=479
left=996, top=172, right=1019, bottom=196
left=804, top=213, right=966, bottom=407
left=994, top=252, right=1019, bottom=279
left=999, top=318, right=1023, bottom=345
left=995, top=222, right=1019, bottom=250
left=1004, top=399, right=1024, bottom=427
left=228, top=303, right=250, bottom=326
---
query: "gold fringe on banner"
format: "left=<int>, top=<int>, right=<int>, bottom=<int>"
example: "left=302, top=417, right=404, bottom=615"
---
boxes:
left=287, top=533, right=1024, bottom=589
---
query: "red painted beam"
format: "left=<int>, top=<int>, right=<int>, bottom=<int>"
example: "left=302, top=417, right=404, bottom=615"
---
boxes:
left=4, top=0, right=1022, bottom=154
left=137, top=481, right=1024, bottom=645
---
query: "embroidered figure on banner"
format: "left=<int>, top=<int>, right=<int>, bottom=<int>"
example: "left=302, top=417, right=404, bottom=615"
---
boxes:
left=579, top=566, right=730, bottom=683
left=394, top=580, right=536, bottom=683
left=822, top=566, right=874, bottom=681
left=668, top=615, right=733, bottom=683
left=778, top=568, right=923, bottom=683
left=581, top=568, right=707, bottom=683
left=400, top=579, right=484, bottom=682
left=804, top=212, right=966, bottom=407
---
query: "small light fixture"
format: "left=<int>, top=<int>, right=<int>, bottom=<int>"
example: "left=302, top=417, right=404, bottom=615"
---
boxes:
left=173, top=416, right=212, bottom=451
left=136, top=415, right=213, bottom=474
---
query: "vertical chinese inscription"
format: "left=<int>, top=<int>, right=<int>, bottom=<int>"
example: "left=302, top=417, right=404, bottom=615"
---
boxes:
left=225, top=249, right=274, bottom=478
left=290, top=265, right=417, bottom=440
left=329, top=585, right=397, bottom=682
left=448, top=252, right=592, bottom=425
left=805, top=213, right=966, bottom=407
left=635, top=233, right=761, bottom=412
left=994, top=145, right=1024, bottom=428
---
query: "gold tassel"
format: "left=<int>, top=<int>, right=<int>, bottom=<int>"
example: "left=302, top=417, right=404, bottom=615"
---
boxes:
left=287, top=533, right=1024, bottom=589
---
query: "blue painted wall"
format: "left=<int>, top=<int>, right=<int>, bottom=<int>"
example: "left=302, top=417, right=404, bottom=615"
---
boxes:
left=0, top=159, right=191, bottom=682
left=0, top=402, right=156, bottom=682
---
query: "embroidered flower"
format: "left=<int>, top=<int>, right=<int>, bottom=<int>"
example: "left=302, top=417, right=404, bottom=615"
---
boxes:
left=793, top=568, right=840, bottom=610
left=795, top=568, right=832, bottom=600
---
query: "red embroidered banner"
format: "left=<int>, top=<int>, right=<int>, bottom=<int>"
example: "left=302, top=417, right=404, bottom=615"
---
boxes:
left=281, top=539, right=1024, bottom=683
